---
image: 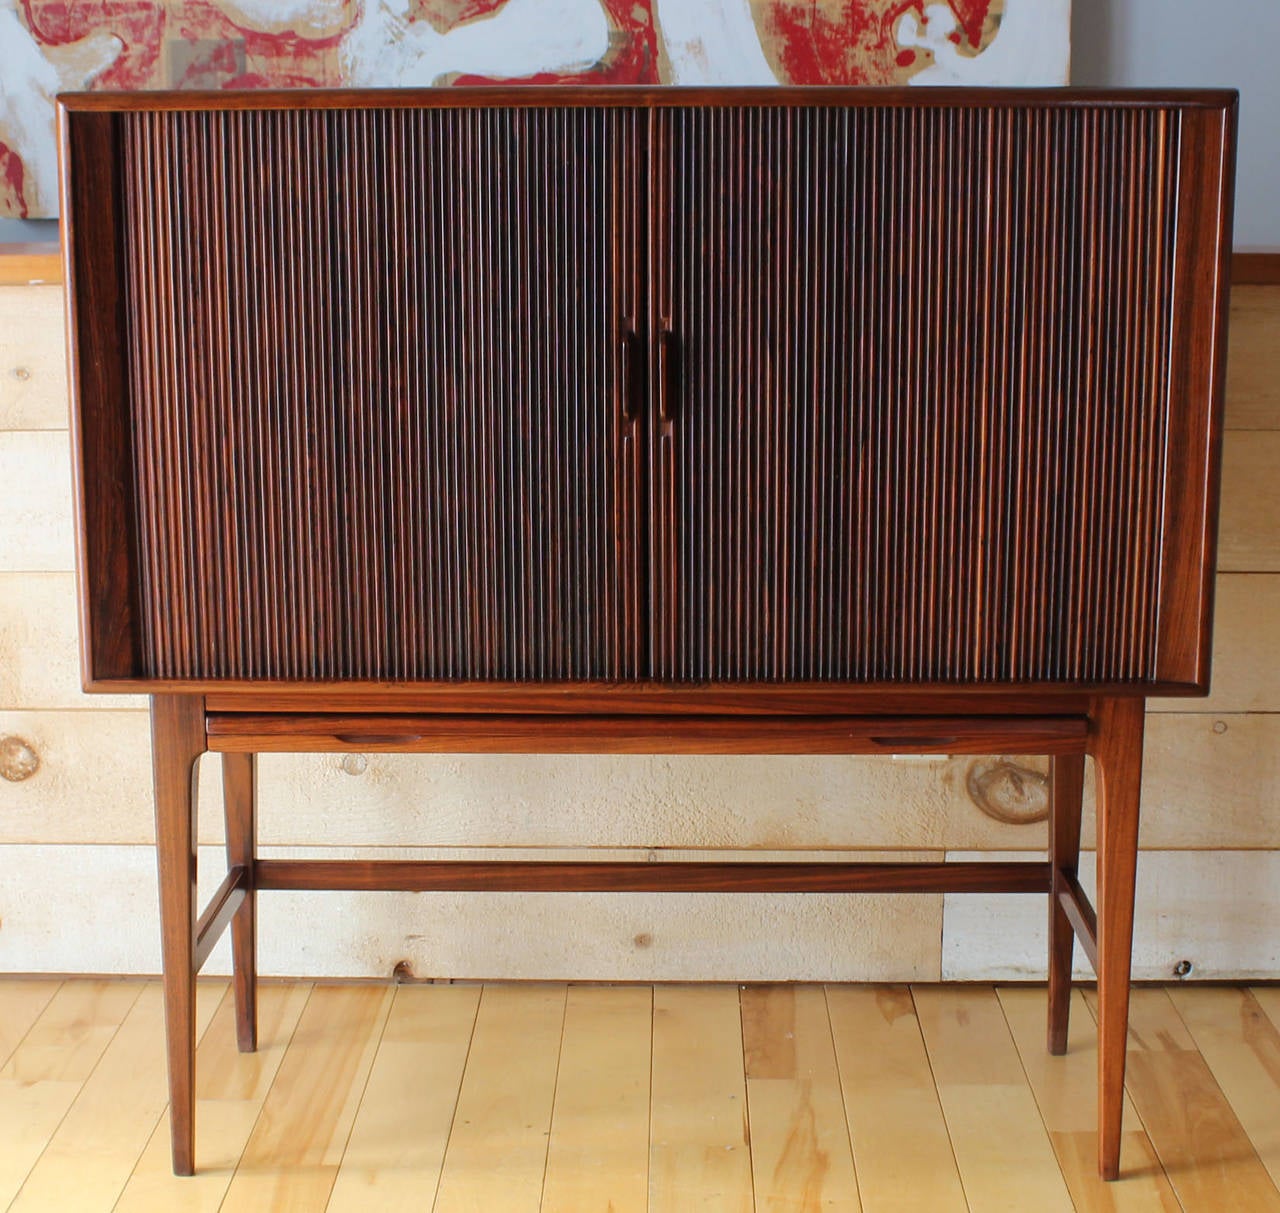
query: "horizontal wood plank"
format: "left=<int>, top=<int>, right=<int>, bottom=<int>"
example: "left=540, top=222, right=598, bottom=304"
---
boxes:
left=0, top=287, right=67, bottom=430
left=8, top=843, right=1280, bottom=982
left=1226, top=284, right=1280, bottom=429
left=0, top=574, right=143, bottom=709
left=1150, top=575, right=1280, bottom=712
left=58, top=87, right=1239, bottom=113
left=0, top=431, right=74, bottom=573
left=1218, top=431, right=1280, bottom=570
left=7, top=840, right=1280, bottom=982
left=1135, top=713, right=1280, bottom=849
left=1231, top=254, right=1280, bottom=286
left=0, top=246, right=61, bottom=287
left=943, top=850, right=1280, bottom=981
left=0, top=709, right=160, bottom=844
left=9, top=707, right=1280, bottom=851
left=0, top=843, right=946, bottom=980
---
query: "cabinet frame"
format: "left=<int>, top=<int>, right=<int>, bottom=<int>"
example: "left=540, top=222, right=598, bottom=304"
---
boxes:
left=62, top=86, right=1235, bottom=696
left=59, top=86, right=1237, bottom=1182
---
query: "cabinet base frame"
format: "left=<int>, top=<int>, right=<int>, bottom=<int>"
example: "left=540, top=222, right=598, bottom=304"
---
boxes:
left=152, top=692, right=1139, bottom=1182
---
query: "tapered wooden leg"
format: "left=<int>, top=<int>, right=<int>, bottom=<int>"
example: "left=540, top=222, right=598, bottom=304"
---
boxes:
left=222, top=752, right=258, bottom=1053
left=1091, top=697, right=1145, bottom=1182
left=151, top=694, right=207, bottom=1177
left=1047, top=752, right=1086, bottom=1055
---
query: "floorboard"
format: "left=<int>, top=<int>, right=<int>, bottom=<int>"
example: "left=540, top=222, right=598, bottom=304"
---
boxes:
left=220, top=983, right=392, bottom=1212
left=741, top=984, right=862, bottom=1211
left=998, top=986, right=1180, bottom=1212
left=1, top=981, right=142, bottom=1208
left=1168, top=987, right=1280, bottom=1196
left=825, top=984, right=966, bottom=1213
left=432, top=984, right=566, bottom=1213
left=327, top=983, right=480, bottom=1213
left=541, top=985, right=652, bottom=1213
left=1083, top=987, right=1280, bottom=1212
left=649, top=985, right=754, bottom=1213
left=114, top=982, right=312, bottom=1213
left=912, top=984, right=1076, bottom=1212
left=9, top=981, right=223, bottom=1213
left=0, top=977, right=1277, bottom=1210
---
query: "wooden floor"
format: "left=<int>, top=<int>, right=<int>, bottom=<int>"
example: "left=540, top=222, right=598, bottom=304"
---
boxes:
left=2, top=980, right=1280, bottom=1211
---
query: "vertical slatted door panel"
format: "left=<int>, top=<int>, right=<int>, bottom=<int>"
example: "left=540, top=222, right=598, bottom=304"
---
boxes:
left=651, top=103, right=1194, bottom=685
left=120, top=105, right=644, bottom=682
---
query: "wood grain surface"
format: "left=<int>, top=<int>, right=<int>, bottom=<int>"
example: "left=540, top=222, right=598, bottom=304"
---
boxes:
left=1, top=977, right=1277, bottom=1209
left=58, top=91, right=1235, bottom=692
left=1225, top=286, right=1280, bottom=428
left=0, top=287, right=67, bottom=430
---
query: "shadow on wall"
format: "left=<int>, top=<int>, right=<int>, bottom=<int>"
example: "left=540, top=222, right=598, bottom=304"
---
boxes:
left=1069, top=0, right=1114, bottom=84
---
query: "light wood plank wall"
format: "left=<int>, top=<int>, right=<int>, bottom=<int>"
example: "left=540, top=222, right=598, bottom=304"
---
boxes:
left=1, top=281, right=1277, bottom=981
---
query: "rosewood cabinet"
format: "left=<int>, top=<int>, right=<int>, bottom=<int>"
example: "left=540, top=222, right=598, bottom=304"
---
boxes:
left=58, top=86, right=1237, bottom=1180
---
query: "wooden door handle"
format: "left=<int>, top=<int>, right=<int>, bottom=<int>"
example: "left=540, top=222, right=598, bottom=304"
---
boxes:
left=619, top=330, right=639, bottom=421
left=333, top=734, right=425, bottom=746
left=657, top=329, right=678, bottom=423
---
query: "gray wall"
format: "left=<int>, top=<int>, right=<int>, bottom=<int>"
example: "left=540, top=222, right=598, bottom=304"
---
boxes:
left=0, top=218, right=54, bottom=242
left=1073, top=0, right=1279, bottom=249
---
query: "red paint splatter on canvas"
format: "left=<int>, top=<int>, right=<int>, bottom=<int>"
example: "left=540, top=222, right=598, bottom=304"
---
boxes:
left=947, top=0, right=994, bottom=47
left=760, top=0, right=865, bottom=84
left=175, top=1, right=344, bottom=89
left=3, top=0, right=1010, bottom=218
left=20, top=0, right=167, bottom=89
left=881, top=0, right=994, bottom=50
left=0, top=141, right=29, bottom=219
left=413, top=0, right=511, bottom=35
left=453, top=0, right=659, bottom=85
left=756, top=0, right=995, bottom=85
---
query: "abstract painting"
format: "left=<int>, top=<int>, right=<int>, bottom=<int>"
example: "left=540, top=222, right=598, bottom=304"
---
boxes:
left=1, top=0, right=1070, bottom=218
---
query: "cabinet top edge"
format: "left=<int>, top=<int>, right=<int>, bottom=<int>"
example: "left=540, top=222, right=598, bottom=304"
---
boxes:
left=57, top=84, right=1240, bottom=116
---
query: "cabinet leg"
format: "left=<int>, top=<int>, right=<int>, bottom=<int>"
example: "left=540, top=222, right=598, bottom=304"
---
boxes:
left=223, top=753, right=258, bottom=1053
left=151, top=694, right=207, bottom=1177
left=1047, top=753, right=1085, bottom=1055
left=1091, top=697, right=1144, bottom=1182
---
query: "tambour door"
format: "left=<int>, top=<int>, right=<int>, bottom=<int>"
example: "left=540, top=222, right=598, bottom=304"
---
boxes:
left=648, top=98, right=1234, bottom=686
left=65, top=100, right=646, bottom=682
